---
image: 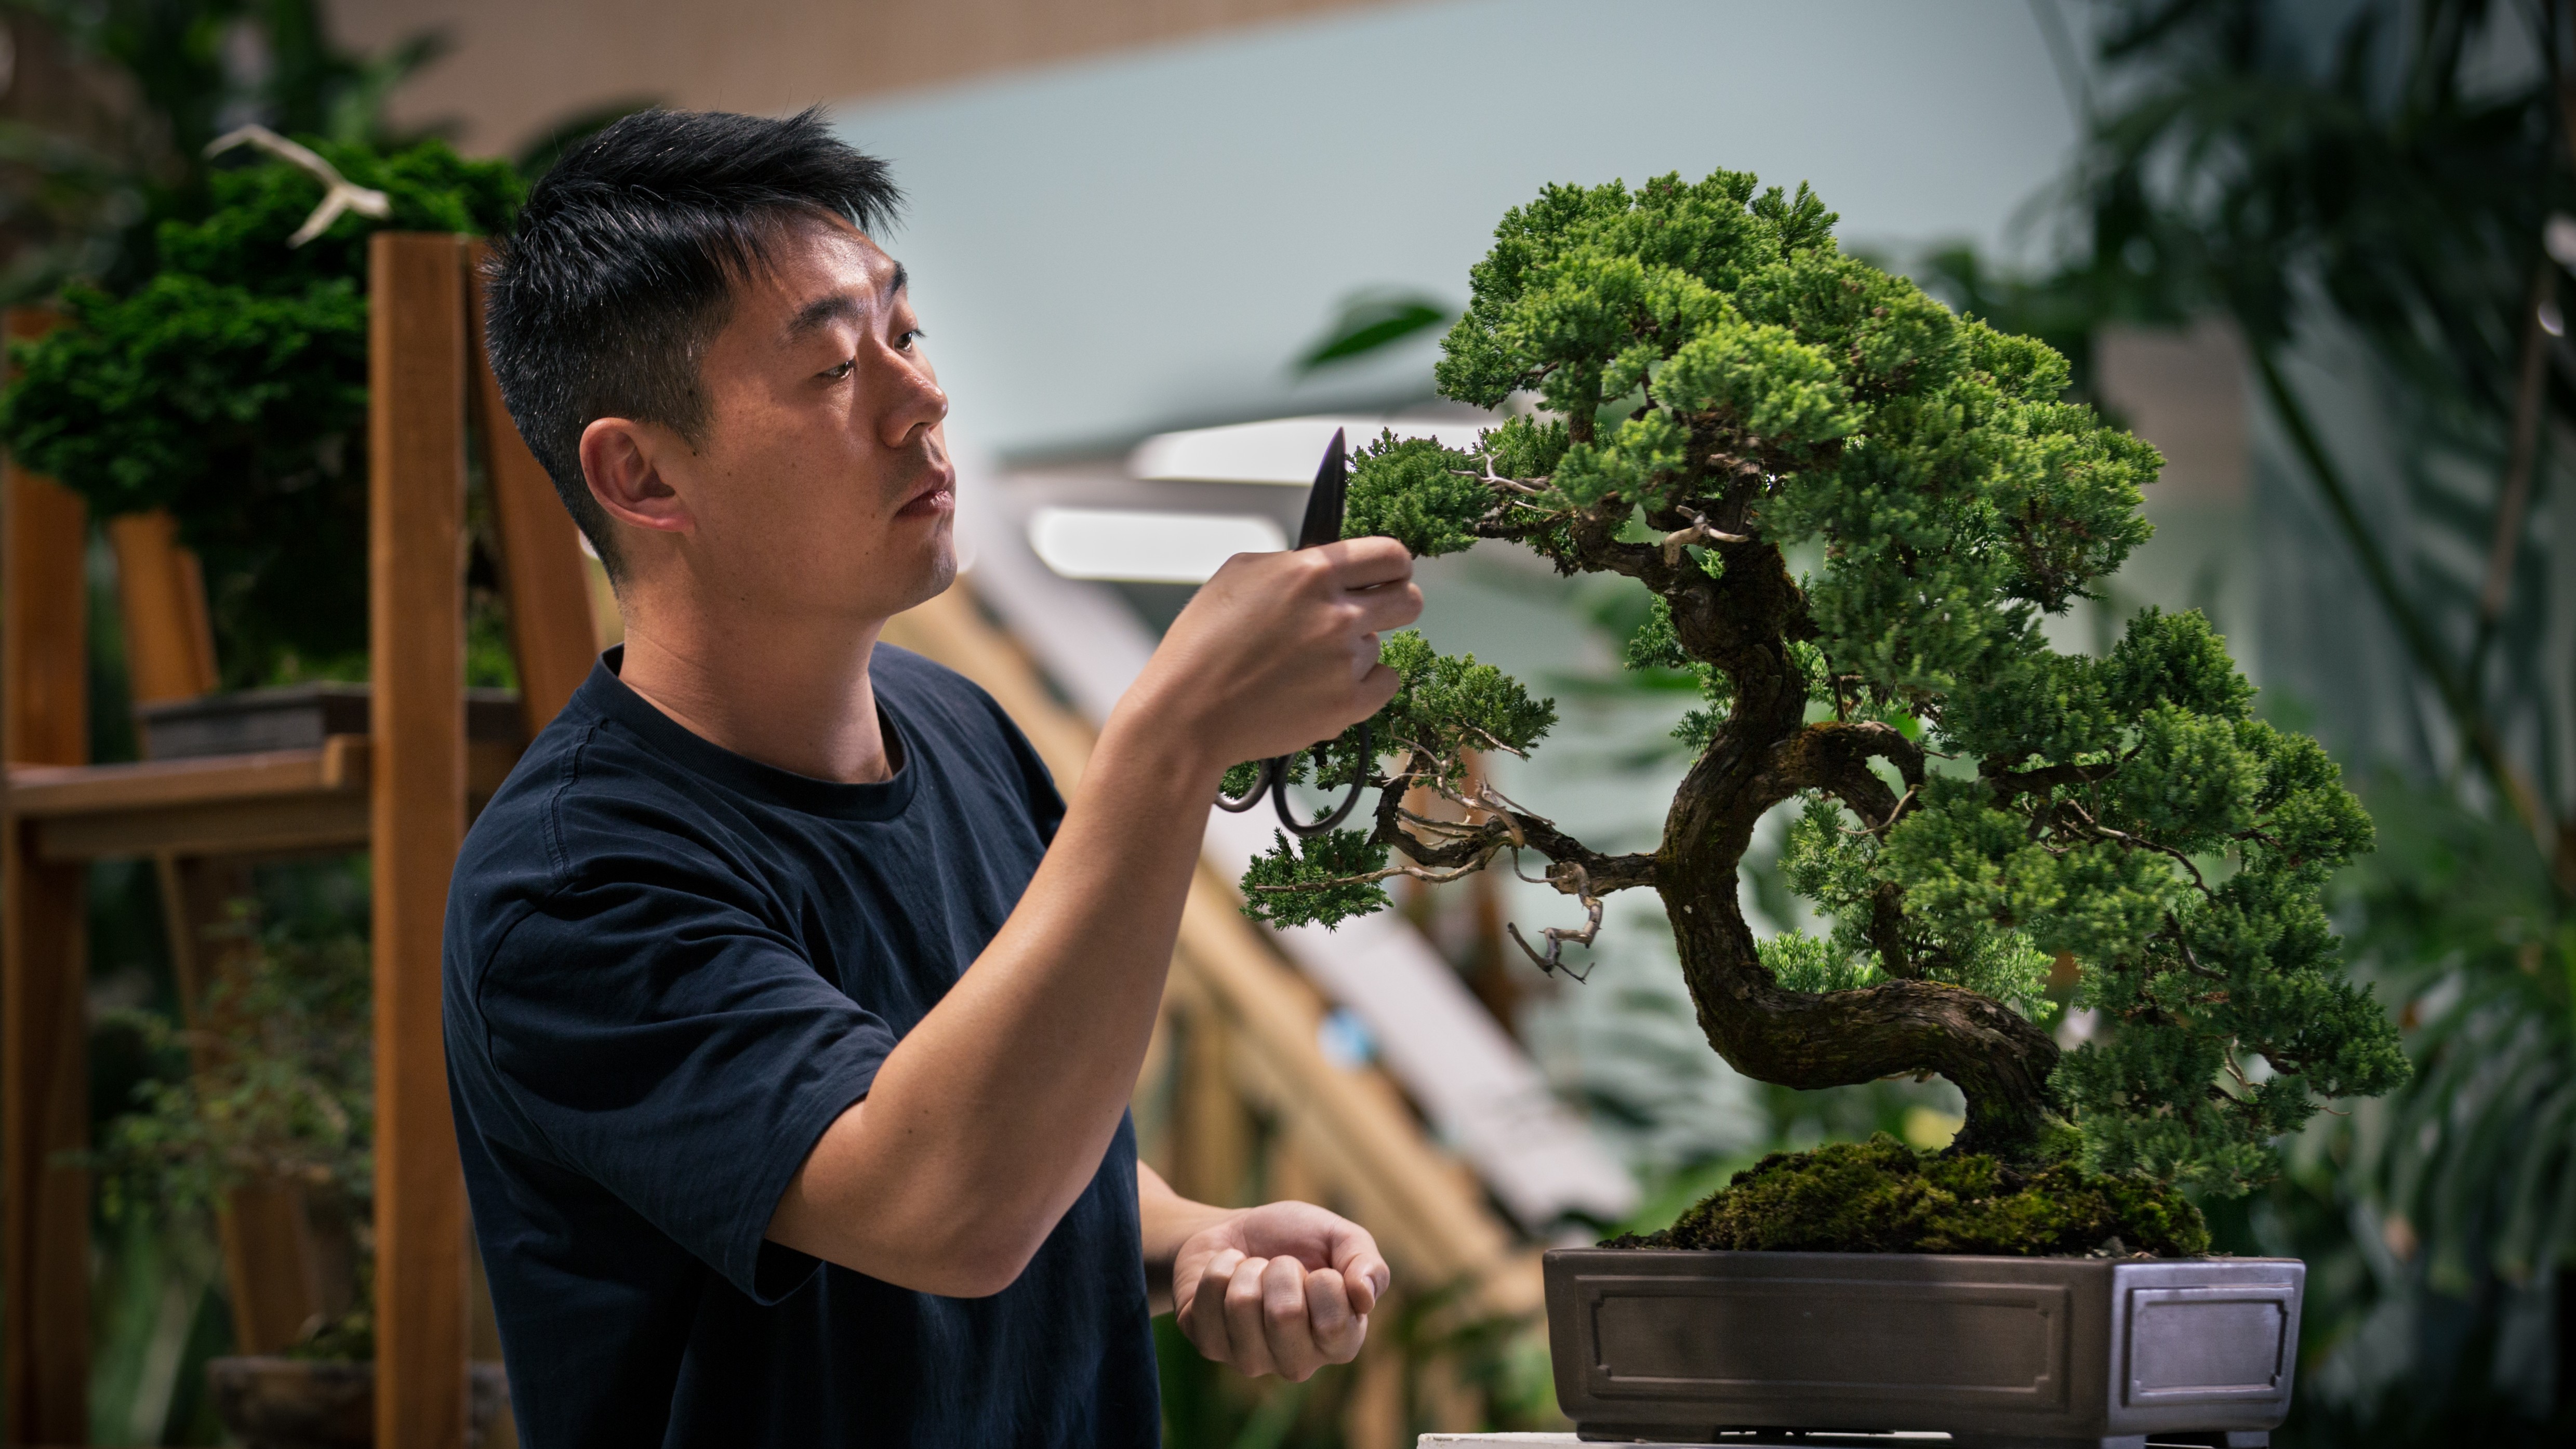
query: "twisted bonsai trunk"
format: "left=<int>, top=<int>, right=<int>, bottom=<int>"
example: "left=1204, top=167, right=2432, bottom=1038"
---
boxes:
left=1331, top=432, right=2062, bottom=1158
left=1633, top=492, right=2059, bottom=1159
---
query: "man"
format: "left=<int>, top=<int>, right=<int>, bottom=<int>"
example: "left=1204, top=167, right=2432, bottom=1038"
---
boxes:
left=448, top=108, right=1419, bottom=1445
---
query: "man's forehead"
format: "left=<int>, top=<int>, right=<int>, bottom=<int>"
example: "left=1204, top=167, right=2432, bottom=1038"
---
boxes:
left=763, top=227, right=906, bottom=337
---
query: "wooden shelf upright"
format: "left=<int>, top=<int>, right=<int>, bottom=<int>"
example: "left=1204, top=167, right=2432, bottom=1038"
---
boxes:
left=2, top=234, right=599, bottom=1447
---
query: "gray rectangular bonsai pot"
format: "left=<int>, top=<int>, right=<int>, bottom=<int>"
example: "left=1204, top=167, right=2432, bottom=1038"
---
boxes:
left=1544, top=1247, right=2303, bottom=1448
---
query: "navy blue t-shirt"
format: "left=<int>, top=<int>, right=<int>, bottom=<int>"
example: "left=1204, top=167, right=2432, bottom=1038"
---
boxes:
left=443, top=645, right=1159, bottom=1447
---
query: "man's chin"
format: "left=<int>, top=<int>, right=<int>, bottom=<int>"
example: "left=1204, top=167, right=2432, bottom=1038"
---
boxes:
left=908, top=551, right=960, bottom=611
left=884, top=535, right=960, bottom=618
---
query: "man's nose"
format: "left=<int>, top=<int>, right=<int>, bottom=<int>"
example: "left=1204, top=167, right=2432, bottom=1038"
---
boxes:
left=874, top=353, right=948, bottom=445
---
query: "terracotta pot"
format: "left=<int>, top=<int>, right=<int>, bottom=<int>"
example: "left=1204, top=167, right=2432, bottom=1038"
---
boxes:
left=205, top=1358, right=509, bottom=1449
left=1544, top=1248, right=2303, bottom=1447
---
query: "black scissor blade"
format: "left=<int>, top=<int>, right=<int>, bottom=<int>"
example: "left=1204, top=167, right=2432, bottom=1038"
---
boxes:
left=1293, top=427, right=1348, bottom=550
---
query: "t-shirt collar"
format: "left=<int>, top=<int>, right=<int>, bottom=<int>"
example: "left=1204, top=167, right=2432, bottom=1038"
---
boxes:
left=574, top=645, right=920, bottom=822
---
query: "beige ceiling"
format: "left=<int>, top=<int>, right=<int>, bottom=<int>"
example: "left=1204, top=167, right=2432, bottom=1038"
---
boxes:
left=325, top=0, right=1410, bottom=158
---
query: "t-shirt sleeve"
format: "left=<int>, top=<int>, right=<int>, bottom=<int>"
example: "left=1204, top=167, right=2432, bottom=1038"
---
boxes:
left=469, top=862, right=894, bottom=1303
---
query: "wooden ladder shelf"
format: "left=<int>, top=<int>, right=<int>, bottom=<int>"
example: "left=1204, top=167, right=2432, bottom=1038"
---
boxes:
left=3, top=233, right=600, bottom=1448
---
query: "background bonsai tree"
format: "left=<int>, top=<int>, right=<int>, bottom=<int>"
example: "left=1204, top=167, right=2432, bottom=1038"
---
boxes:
left=1241, top=170, right=2410, bottom=1243
left=0, top=135, right=520, bottom=687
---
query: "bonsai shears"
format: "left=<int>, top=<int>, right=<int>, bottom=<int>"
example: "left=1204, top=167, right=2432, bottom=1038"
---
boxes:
left=1214, top=427, right=1373, bottom=838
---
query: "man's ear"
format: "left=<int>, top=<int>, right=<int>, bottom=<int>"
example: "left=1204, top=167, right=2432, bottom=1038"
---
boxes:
left=579, top=417, right=695, bottom=537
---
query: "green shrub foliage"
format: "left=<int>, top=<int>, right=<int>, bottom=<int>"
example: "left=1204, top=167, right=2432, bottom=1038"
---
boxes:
left=1238, top=171, right=2407, bottom=1199
left=1, top=139, right=521, bottom=686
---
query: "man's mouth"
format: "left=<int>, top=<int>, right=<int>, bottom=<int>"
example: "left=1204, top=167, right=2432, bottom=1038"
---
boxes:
left=897, top=469, right=956, bottom=520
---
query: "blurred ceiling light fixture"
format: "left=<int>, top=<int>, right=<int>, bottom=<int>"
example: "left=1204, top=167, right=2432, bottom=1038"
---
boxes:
left=1027, top=506, right=1284, bottom=584
left=2546, top=213, right=2576, bottom=269
left=1128, top=414, right=1493, bottom=485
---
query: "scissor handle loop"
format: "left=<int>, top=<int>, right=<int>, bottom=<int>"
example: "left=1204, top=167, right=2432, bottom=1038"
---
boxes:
left=1210, top=722, right=1374, bottom=838
left=1276, top=720, right=1371, bottom=839
left=1215, top=756, right=1280, bottom=814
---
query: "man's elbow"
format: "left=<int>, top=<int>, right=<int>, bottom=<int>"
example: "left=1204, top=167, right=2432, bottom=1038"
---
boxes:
left=912, top=1249, right=1033, bottom=1299
left=879, top=1219, right=1050, bottom=1298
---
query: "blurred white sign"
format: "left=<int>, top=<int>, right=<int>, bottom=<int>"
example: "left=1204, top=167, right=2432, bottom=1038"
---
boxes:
left=1128, top=414, right=1496, bottom=485
left=1027, top=506, right=1285, bottom=583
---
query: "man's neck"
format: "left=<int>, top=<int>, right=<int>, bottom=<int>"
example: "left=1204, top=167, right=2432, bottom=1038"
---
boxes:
left=611, top=597, right=898, bottom=785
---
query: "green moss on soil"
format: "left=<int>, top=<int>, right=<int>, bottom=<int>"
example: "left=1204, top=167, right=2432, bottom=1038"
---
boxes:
left=1606, top=1135, right=2209, bottom=1258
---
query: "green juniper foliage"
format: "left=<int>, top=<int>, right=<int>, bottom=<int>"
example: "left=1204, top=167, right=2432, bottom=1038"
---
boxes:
left=0, top=138, right=521, bottom=686
left=1237, top=170, right=2407, bottom=1204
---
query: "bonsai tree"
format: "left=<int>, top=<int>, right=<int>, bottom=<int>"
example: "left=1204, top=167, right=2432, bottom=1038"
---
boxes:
left=1241, top=171, right=2410, bottom=1246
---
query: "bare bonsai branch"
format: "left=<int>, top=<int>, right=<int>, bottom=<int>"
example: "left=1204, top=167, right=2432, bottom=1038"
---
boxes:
left=1505, top=859, right=1608, bottom=979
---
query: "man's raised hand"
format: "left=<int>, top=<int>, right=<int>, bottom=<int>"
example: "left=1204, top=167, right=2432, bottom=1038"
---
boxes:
left=1127, top=537, right=1420, bottom=777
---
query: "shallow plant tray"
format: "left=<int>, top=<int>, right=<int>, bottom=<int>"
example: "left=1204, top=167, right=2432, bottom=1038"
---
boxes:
left=137, top=683, right=524, bottom=760
left=1545, top=1247, right=2301, bottom=1448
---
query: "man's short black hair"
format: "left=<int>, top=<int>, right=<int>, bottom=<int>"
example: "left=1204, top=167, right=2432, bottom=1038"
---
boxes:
left=483, top=107, right=901, bottom=577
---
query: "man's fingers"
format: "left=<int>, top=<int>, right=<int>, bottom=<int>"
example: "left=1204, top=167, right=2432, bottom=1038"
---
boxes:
left=1223, top=1256, right=1279, bottom=1377
left=1352, top=661, right=1403, bottom=715
left=1342, top=1248, right=1389, bottom=1317
left=1345, top=581, right=1424, bottom=637
left=1305, top=1266, right=1366, bottom=1364
left=1323, top=1224, right=1391, bottom=1318
left=1184, top=1249, right=1242, bottom=1365
left=1316, top=536, right=1416, bottom=590
left=1261, top=1255, right=1324, bottom=1382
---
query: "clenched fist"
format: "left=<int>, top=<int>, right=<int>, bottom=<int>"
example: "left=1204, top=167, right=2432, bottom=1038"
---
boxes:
left=1171, top=1200, right=1391, bottom=1381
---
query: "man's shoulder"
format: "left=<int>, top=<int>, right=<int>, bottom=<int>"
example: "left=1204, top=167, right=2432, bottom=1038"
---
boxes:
left=871, top=642, right=999, bottom=725
left=874, top=642, right=1047, bottom=763
left=450, top=693, right=733, bottom=922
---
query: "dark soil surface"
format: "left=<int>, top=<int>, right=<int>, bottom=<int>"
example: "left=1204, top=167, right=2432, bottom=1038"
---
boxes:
left=1603, top=1134, right=2210, bottom=1257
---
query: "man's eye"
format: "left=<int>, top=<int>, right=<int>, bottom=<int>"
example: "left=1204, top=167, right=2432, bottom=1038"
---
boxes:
left=897, top=328, right=925, bottom=351
left=824, top=358, right=855, bottom=379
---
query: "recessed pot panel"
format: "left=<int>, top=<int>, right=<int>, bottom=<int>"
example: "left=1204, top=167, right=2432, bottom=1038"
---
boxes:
left=2112, top=1272, right=2301, bottom=1418
left=1583, top=1274, right=2069, bottom=1408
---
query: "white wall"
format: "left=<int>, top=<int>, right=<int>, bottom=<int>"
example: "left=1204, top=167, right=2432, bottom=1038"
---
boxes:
left=832, top=0, right=2081, bottom=458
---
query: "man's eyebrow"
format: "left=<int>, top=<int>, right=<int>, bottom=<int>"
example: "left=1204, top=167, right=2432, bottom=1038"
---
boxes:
left=786, top=291, right=862, bottom=339
left=782, top=262, right=908, bottom=340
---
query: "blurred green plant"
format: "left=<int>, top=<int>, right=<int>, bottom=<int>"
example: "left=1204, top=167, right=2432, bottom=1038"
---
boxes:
left=95, top=899, right=377, bottom=1360
left=1943, top=0, right=2576, bottom=883
left=1294, top=288, right=1456, bottom=373
left=1915, top=0, right=2576, bottom=1435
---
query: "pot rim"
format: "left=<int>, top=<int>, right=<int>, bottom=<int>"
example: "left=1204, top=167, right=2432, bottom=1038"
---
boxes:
left=1545, top=1245, right=2304, bottom=1265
